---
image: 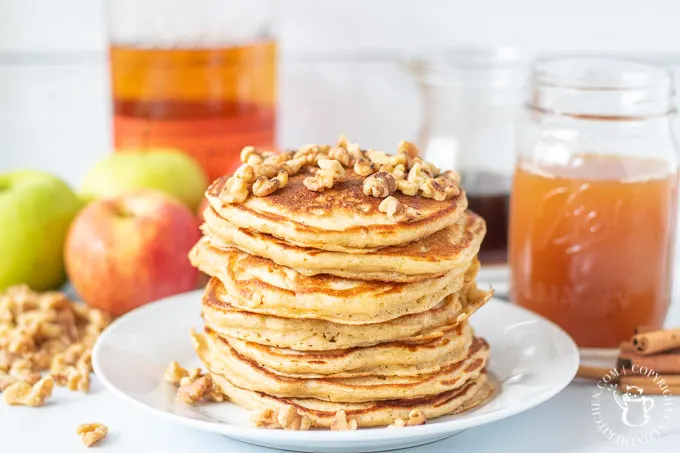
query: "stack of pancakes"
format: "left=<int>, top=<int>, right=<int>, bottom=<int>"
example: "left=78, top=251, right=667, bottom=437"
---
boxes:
left=189, top=144, right=494, bottom=428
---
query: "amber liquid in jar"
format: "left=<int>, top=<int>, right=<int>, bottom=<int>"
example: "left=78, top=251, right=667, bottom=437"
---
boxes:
left=510, top=155, right=677, bottom=347
left=110, top=41, right=277, bottom=182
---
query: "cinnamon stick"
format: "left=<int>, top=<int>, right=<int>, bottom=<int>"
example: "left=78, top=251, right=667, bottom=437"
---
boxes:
left=576, top=365, right=611, bottom=380
left=620, top=374, right=680, bottom=387
left=632, top=328, right=680, bottom=355
left=618, top=344, right=680, bottom=374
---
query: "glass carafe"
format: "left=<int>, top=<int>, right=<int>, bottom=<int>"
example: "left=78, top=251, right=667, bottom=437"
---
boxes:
left=106, top=0, right=277, bottom=182
left=510, top=58, right=679, bottom=347
left=408, top=47, right=527, bottom=265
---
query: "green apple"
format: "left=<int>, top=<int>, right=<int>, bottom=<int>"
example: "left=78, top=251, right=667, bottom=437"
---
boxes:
left=0, top=171, right=82, bottom=291
left=81, top=150, right=209, bottom=211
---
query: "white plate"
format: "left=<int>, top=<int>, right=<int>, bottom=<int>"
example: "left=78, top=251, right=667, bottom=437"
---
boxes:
left=93, top=290, right=578, bottom=453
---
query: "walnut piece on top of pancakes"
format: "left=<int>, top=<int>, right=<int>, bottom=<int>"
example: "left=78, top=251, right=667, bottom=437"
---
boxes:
left=214, top=137, right=462, bottom=225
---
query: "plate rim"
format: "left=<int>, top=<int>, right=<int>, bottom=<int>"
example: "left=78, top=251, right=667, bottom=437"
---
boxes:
left=92, top=290, right=579, bottom=443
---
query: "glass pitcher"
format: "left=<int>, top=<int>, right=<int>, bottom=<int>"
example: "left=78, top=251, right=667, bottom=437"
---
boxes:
left=407, top=46, right=527, bottom=265
left=106, top=0, right=277, bottom=182
left=509, top=58, right=679, bottom=348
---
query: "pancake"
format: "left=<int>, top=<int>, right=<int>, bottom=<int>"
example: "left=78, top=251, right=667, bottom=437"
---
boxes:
left=210, top=372, right=493, bottom=428
left=202, top=207, right=486, bottom=282
left=202, top=278, right=492, bottom=351
left=190, top=237, right=475, bottom=324
left=193, top=330, right=489, bottom=403
left=214, top=322, right=473, bottom=378
left=206, top=167, right=468, bottom=252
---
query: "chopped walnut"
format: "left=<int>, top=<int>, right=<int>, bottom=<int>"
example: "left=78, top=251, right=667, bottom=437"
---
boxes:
left=263, top=151, right=295, bottom=165
left=328, top=146, right=354, bottom=167
left=354, top=156, right=378, bottom=177
left=388, top=410, right=427, bottom=428
left=55, top=306, right=79, bottom=343
left=335, top=134, right=350, bottom=149
left=164, top=361, right=189, bottom=385
left=240, top=146, right=265, bottom=165
left=185, top=367, right=204, bottom=382
left=421, top=177, right=460, bottom=201
left=50, top=352, right=68, bottom=373
left=406, top=162, right=428, bottom=187
left=66, top=367, right=90, bottom=393
left=50, top=369, right=68, bottom=386
left=8, top=358, right=41, bottom=384
left=277, top=405, right=313, bottom=430
left=407, top=410, right=427, bottom=425
left=388, top=418, right=406, bottom=428
left=28, top=350, right=51, bottom=370
left=379, top=196, right=422, bottom=223
left=318, top=159, right=347, bottom=181
left=294, top=144, right=330, bottom=165
left=253, top=163, right=284, bottom=179
left=220, top=176, right=249, bottom=203
left=77, top=423, right=108, bottom=447
left=336, top=135, right=364, bottom=159
left=440, top=169, right=461, bottom=184
left=64, top=343, right=85, bottom=365
left=331, top=410, right=358, bottom=431
left=177, top=375, right=213, bottom=404
left=0, top=286, right=109, bottom=401
left=304, top=159, right=346, bottom=192
left=77, top=349, right=92, bottom=374
left=251, top=405, right=312, bottom=430
left=234, top=164, right=257, bottom=183
left=51, top=364, right=89, bottom=392
left=163, top=360, right=224, bottom=402
left=9, top=357, right=32, bottom=374
left=205, top=386, right=225, bottom=402
left=412, top=157, right=440, bottom=177
left=3, top=375, right=54, bottom=406
left=0, top=372, right=16, bottom=391
left=281, top=157, right=305, bottom=176
left=366, top=149, right=391, bottom=166
left=397, top=140, right=419, bottom=159
left=5, top=330, right=35, bottom=354
left=391, top=164, right=407, bottom=180
left=389, top=152, right=414, bottom=171
left=251, top=408, right=280, bottom=429
left=252, top=170, right=289, bottom=197
left=38, top=292, right=71, bottom=311
left=253, top=176, right=279, bottom=197
left=0, top=350, right=11, bottom=372
left=363, top=171, right=396, bottom=198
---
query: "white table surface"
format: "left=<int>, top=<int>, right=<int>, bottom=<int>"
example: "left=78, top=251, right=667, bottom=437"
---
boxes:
left=2, top=301, right=679, bottom=453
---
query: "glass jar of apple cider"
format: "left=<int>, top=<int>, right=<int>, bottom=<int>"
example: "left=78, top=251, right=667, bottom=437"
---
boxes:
left=510, top=58, right=679, bottom=348
left=106, top=0, right=276, bottom=182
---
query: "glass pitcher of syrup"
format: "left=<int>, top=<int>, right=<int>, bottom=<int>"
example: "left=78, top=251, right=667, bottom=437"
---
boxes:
left=510, top=58, right=679, bottom=348
left=408, top=47, right=527, bottom=266
left=106, top=0, right=277, bottom=182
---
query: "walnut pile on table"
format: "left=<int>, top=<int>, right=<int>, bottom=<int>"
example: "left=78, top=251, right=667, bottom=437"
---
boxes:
left=0, top=285, right=111, bottom=407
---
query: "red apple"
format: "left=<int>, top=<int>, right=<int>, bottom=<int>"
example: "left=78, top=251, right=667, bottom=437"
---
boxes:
left=65, top=190, right=201, bottom=316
